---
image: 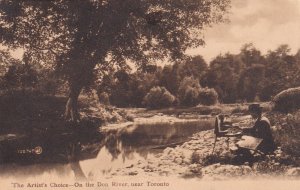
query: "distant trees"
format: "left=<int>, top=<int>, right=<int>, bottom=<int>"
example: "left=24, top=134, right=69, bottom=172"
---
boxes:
left=176, top=55, right=208, bottom=83
left=159, top=64, right=180, bottom=95
left=240, top=43, right=265, bottom=67
left=95, top=43, right=300, bottom=108
left=143, top=86, right=175, bottom=109
left=262, top=45, right=299, bottom=100
left=94, top=55, right=218, bottom=108
left=158, top=55, right=207, bottom=96
left=3, top=63, right=38, bottom=90
left=0, top=50, right=63, bottom=96
left=0, top=0, right=230, bottom=121
left=236, top=43, right=266, bottom=101
left=199, top=44, right=300, bottom=103
left=2, top=1, right=299, bottom=112
left=97, top=68, right=161, bottom=108
left=237, top=64, right=265, bottom=102
left=198, top=88, right=218, bottom=106
left=177, top=76, right=202, bottom=107
left=203, top=53, right=243, bottom=103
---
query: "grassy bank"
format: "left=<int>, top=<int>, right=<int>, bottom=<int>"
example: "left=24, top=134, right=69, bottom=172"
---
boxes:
left=267, top=111, right=300, bottom=162
left=0, top=91, right=131, bottom=134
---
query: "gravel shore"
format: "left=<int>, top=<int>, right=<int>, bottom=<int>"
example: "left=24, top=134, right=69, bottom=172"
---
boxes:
left=103, top=129, right=299, bottom=180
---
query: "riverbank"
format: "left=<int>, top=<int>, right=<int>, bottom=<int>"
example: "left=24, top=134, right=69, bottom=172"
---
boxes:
left=1, top=95, right=299, bottom=181
left=98, top=127, right=300, bottom=180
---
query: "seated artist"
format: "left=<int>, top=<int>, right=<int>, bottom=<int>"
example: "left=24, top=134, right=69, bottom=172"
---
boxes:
left=232, top=104, right=276, bottom=164
left=242, top=104, right=276, bottom=154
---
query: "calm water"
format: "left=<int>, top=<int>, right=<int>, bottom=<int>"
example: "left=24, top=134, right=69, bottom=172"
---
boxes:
left=0, top=118, right=214, bottom=180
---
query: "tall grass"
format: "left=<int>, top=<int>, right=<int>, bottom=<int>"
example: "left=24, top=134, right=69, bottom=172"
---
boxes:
left=268, top=111, right=300, bottom=165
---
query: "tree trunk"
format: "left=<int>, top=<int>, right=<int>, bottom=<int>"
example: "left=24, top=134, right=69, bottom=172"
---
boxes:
left=64, top=83, right=82, bottom=122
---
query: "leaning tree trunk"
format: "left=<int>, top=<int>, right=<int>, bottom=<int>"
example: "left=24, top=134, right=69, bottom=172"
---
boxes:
left=64, top=83, right=82, bottom=122
left=63, top=54, right=96, bottom=122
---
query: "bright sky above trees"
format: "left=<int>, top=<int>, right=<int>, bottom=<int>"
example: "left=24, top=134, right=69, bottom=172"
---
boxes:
left=189, top=0, right=300, bottom=62
left=4, top=0, right=300, bottom=65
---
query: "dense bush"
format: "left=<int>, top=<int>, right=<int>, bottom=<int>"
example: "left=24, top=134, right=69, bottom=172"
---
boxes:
left=143, top=86, right=175, bottom=109
left=198, top=87, right=218, bottom=105
left=268, top=111, right=300, bottom=159
left=3, top=64, right=38, bottom=89
left=0, top=90, right=67, bottom=130
left=178, top=76, right=201, bottom=106
left=182, top=86, right=200, bottom=106
left=1, top=63, right=65, bottom=96
left=273, top=87, right=300, bottom=112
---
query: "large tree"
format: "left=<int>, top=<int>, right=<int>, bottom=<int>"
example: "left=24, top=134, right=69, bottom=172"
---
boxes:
left=237, top=44, right=265, bottom=101
left=262, top=44, right=298, bottom=100
left=0, top=0, right=230, bottom=121
left=237, top=64, right=265, bottom=102
left=204, top=53, right=243, bottom=103
left=240, top=43, right=265, bottom=67
left=182, top=55, right=208, bottom=80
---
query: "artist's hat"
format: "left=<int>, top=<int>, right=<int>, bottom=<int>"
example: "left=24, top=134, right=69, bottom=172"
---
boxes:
left=248, top=103, right=262, bottom=113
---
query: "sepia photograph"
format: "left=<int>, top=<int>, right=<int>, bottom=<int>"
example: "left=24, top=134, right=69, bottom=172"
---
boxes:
left=0, top=0, right=300, bottom=189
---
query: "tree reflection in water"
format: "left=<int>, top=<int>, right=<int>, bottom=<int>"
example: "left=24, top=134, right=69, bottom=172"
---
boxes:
left=0, top=128, right=132, bottom=180
left=67, top=142, right=87, bottom=181
left=0, top=129, right=104, bottom=179
left=0, top=120, right=209, bottom=179
left=104, top=133, right=122, bottom=160
left=67, top=132, right=123, bottom=180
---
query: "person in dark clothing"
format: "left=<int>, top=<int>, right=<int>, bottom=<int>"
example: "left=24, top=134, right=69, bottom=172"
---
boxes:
left=231, top=104, right=276, bottom=165
left=243, top=104, right=276, bottom=154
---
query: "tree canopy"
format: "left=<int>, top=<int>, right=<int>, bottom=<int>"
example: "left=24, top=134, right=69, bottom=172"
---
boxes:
left=0, top=0, right=230, bottom=69
left=0, top=0, right=230, bottom=120
left=0, top=0, right=230, bottom=121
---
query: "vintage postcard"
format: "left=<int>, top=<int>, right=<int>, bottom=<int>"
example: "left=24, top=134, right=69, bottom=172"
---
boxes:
left=0, top=0, right=300, bottom=190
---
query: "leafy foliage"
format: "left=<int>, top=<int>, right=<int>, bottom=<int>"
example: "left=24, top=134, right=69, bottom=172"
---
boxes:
left=177, top=76, right=202, bottom=106
left=98, top=92, right=110, bottom=106
left=143, top=86, right=175, bottom=109
left=97, top=68, right=161, bottom=108
left=0, top=0, right=231, bottom=120
left=0, top=0, right=230, bottom=86
left=203, top=53, right=243, bottom=103
left=0, top=50, right=64, bottom=96
left=201, top=44, right=300, bottom=104
left=3, top=63, right=37, bottom=89
left=240, top=43, right=265, bottom=67
left=198, top=87, right=218, bottom=106
left=262, top=45, right=299, bottom=100
left=159, top=64, right=180, bottom=95
left=3, top=0, right=300, bottom=110
left=268, top=111, right=300, bottom=159
left=237, top=64, right=265, bottom=102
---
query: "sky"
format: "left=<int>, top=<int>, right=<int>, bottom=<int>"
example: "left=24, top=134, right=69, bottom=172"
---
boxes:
left=5, top=0, right=300, bottom=65
left=188, top=0, right=300, bottom=63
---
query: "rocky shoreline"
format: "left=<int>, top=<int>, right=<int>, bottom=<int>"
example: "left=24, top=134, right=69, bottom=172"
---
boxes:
left=103, top=129, right=300, bottom=180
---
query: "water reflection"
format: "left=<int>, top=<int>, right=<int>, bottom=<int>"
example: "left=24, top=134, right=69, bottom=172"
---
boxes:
left=0, top=128, right=107, bottom=180
left=0, top=118, right=214, bottom=180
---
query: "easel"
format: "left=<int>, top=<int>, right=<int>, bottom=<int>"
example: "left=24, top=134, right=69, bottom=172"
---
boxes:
left=211, top=114, right=242, bottom=154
